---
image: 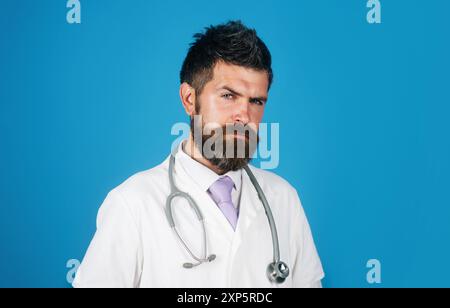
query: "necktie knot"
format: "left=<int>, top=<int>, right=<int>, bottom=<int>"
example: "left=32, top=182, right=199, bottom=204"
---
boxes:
left=208, top=176, right=234, bottom=205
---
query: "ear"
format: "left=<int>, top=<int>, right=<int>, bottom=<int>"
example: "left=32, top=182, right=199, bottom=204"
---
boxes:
left=179, top=82, right=196, bottom=116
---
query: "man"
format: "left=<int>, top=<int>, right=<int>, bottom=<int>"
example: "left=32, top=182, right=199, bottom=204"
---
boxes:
left=73, top=20, right=324, bottom=288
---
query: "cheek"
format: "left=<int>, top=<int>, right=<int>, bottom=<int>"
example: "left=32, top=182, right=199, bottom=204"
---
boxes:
left=196, top=98, right=213, bottom=124
left=199, top=96, right=228, bottom=123
left=249, top=107, right=265, bottom=123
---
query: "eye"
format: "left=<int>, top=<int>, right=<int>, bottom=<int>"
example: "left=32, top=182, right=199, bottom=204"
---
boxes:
left=250, top=98, right=264, bottom=106
left=222, top=93, right=234, bottom=100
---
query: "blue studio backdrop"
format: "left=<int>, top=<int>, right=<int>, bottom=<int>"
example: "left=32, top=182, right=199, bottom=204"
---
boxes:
left=1, top=0, right=449, bottom=287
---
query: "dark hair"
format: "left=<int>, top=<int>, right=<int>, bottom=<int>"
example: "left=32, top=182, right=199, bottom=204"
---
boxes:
left=180, top=20, right=273, bottom=95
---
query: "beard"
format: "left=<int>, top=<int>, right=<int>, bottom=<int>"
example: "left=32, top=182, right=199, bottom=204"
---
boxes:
left=190, top=114, right=259, bottom=173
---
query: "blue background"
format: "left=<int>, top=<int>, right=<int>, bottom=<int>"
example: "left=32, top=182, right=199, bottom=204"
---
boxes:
left=1, top=0, right=449, bottom=288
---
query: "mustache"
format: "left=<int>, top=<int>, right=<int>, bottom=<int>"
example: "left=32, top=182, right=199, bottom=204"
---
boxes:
left=207, top=123, right=258, bottom=139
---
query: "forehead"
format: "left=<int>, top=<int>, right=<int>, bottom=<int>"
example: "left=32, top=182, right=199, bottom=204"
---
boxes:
left=207, top=61, right=269, bottom=96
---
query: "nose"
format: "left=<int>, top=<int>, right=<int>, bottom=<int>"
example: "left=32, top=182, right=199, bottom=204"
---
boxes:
left=233, top=99, right=250, bottom=125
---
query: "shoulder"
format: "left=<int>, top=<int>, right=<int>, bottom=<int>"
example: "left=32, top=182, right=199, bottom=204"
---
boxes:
left=98, top=156, right=171, bottom=219
left=111, top=156, right=170, bottom=198
left=95, top=156, right=171, bottom=226
left=247, top=164, right=298, bottom=197
left=246, top=164, right=308, bottom=221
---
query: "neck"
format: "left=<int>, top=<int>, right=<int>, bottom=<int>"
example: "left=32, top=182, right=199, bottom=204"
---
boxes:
left=184, top=135, right=225, bottom=175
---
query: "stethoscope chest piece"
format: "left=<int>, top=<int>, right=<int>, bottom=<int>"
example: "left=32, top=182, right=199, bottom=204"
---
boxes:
left=267, top=261, right=290, bottom=284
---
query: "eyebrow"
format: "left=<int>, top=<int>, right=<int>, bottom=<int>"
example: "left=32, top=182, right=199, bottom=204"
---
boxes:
left=220, top=86, right=268, bottom=103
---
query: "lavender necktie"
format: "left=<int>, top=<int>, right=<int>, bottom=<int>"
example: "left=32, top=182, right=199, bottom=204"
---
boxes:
left=208, top=176, right=238, bottom=230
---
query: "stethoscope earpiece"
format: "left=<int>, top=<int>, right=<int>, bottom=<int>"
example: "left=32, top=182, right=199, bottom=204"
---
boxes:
left=208, top=254, right=217, bottom=262
left=183, top=254, right=216, bottom=269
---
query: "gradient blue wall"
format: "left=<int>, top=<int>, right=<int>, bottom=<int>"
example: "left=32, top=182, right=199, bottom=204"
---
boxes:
left=1, top=0, right=449, bottom=287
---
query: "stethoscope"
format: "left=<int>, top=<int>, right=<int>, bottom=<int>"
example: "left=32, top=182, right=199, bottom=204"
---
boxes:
left=164, top=148, right=290, bottom=284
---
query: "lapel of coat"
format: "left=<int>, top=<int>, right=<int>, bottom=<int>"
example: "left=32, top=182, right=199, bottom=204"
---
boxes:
left=226, top=165, right=266, bottom=268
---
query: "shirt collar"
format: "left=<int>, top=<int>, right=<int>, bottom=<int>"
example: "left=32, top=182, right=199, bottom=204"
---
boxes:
left=175, top=140, right=242, bottom=193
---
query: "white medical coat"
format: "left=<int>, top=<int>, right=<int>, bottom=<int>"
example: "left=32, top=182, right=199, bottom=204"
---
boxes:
left=73, top=152, right=324, bottom=288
